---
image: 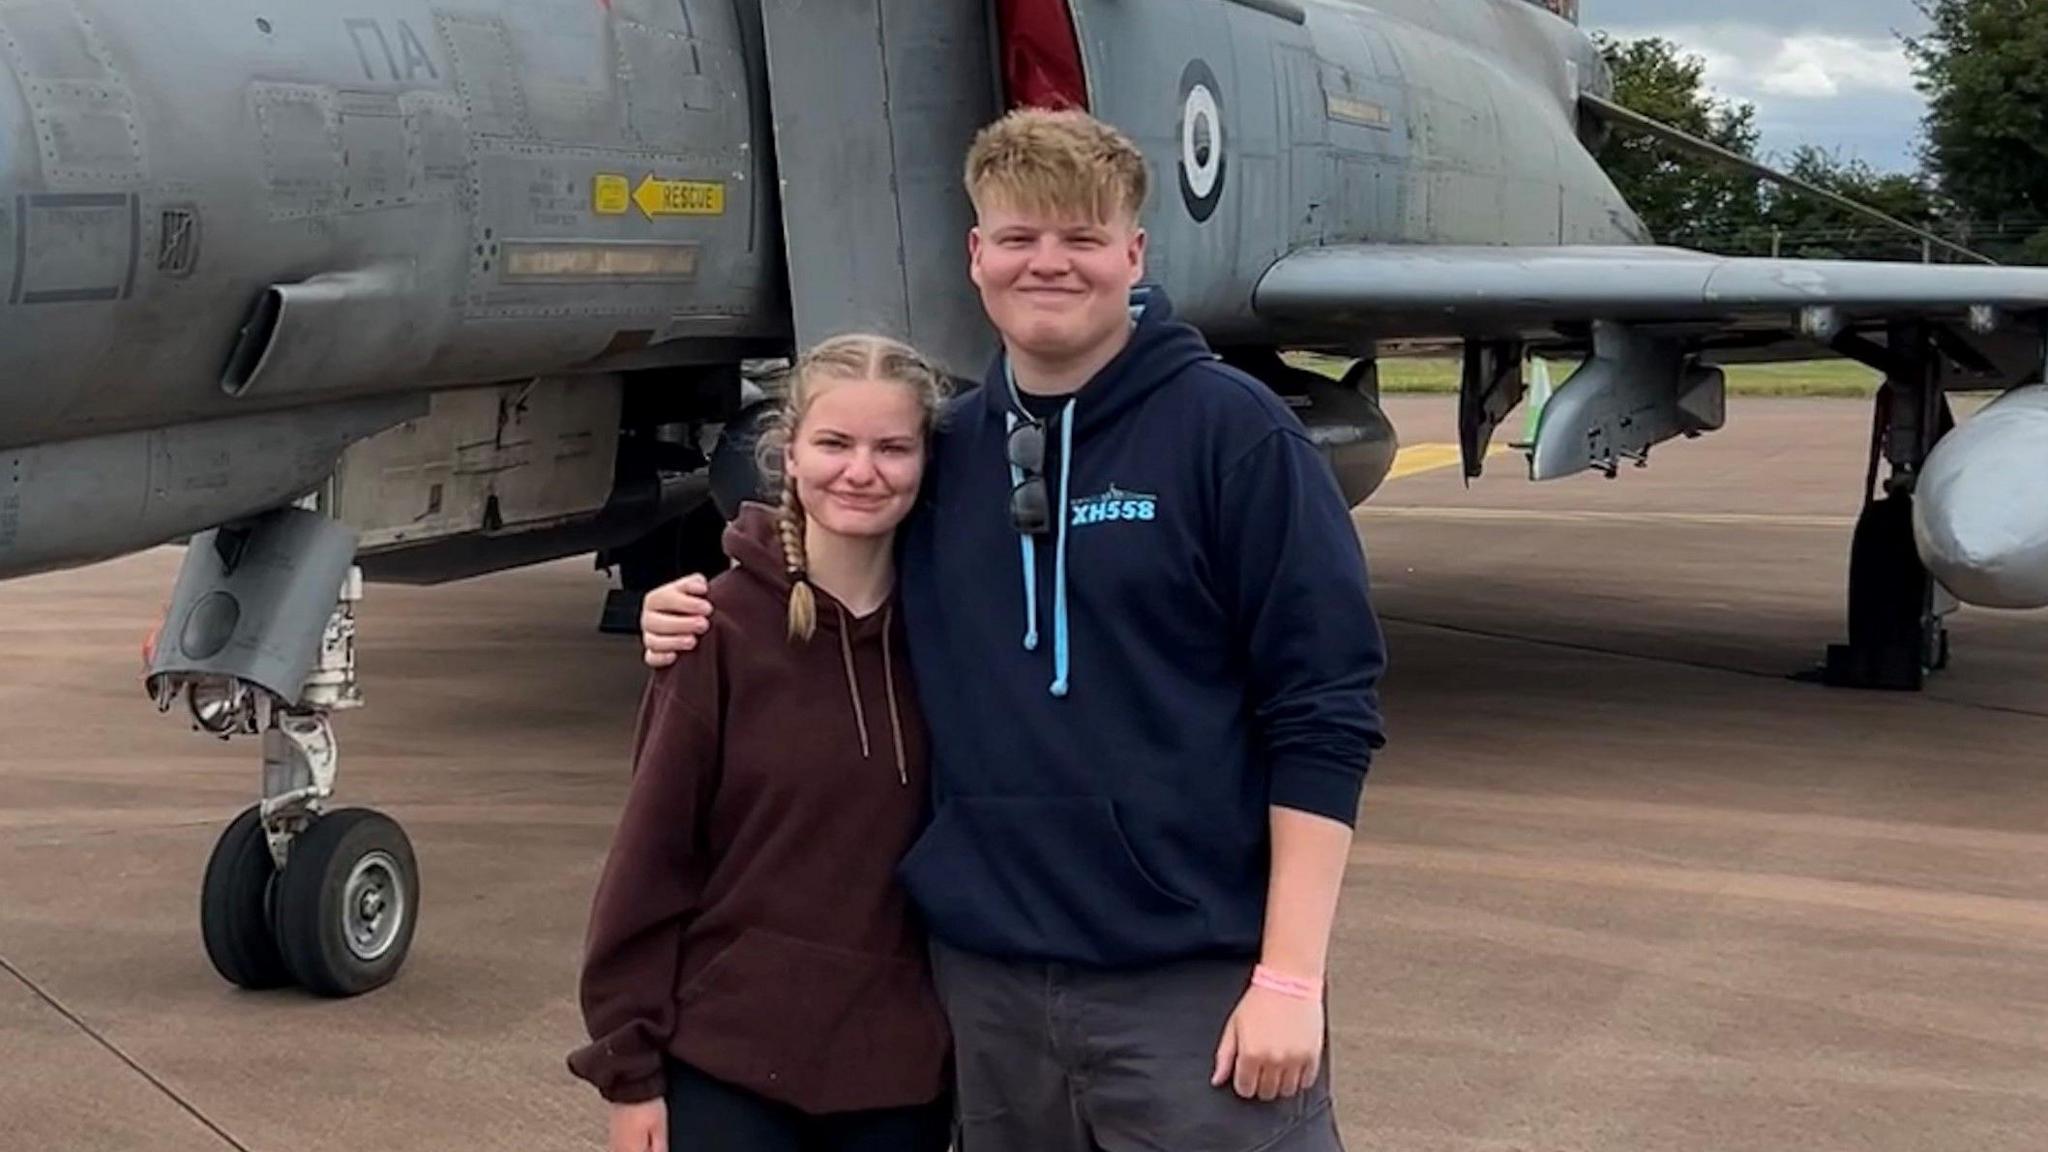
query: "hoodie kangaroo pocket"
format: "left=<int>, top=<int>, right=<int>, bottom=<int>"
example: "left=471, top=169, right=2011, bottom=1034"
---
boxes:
left=671, top=927, right=950, bottom=1113
left=898, top=796, right=1207, bottom=964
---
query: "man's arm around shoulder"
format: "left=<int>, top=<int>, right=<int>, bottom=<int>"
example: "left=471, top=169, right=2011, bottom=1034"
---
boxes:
left=641, top=572, right=715, bottom=666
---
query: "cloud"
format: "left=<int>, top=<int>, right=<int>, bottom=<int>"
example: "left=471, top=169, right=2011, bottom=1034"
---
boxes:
left=1606, top=23, right=1918, bottom=102
left=1758, top=35, right=1917, bottom=98
left=1598, top=21, right=1927, bottom=169
left=1588, top=0, right=1924, bottom=36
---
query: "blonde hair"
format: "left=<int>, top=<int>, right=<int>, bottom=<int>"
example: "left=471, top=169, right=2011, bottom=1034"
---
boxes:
left=964, top=107, right=1148, bottom=227
left=753, top=334, right=951, bottom=642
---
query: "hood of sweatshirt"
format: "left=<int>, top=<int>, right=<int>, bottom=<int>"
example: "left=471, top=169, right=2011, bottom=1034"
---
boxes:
left=972, top=285, right=1217, bottom=697
left=721, top=501, right=900, bottom=634
left=717, top=500, right=910, bottom=775
left=720, top=499, right=791, bottom=590
left=973, top=284, right=1215, bottom=435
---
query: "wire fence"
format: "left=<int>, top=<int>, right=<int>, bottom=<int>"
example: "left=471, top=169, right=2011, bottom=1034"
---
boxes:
left=1670, top=216, right=2048, bottom=264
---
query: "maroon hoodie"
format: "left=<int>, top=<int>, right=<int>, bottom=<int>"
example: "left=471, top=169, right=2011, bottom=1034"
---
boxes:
left=567, top=503, right=949, bottom=1113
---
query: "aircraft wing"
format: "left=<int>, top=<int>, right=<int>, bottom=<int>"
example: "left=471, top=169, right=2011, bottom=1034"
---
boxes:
left=1252, top=243, right=2048, bottom=486
left=1252, top=244, right=2048, bottom=344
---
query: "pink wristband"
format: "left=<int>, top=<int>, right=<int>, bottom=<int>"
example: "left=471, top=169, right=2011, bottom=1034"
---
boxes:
left=1251, top=965, right=1321, bottom=1000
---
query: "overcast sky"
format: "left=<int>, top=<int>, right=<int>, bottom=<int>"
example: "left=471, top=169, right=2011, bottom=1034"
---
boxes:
left=1584, top=0, right=1931, bottom=172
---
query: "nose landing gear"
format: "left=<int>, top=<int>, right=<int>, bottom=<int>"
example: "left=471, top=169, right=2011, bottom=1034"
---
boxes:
left=155, top=508, right=421, bottom=997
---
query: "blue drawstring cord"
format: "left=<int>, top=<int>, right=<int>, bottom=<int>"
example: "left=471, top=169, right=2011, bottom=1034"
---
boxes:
left=1004, top=359, right=1077, bottom=697
left=1005, top=297, right=1147, bottom=697
left=1050, top=399, right=1074, bottom=697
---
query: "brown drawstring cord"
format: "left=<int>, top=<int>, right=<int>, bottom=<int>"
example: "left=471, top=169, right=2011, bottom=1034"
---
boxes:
left=883, top=607, right=907, bottom=785
left=835, top=604, right=871, bottom=759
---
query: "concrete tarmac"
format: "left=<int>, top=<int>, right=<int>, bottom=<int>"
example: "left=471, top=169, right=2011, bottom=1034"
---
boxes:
left=2, top=397, right=2045, bottom=1151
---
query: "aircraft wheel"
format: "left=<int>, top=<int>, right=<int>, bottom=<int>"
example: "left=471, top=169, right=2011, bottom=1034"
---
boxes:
left=273, top=808, right=419, bottom=998
left=200, top=806, right=294, bottom=990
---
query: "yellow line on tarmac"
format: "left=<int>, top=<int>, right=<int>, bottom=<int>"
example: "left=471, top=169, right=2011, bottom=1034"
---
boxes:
left=1386, top=443, right=1509, bottom=482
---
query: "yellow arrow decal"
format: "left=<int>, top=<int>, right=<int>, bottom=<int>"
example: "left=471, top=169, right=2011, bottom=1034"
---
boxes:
left=633, top=174, right=725, bottom=219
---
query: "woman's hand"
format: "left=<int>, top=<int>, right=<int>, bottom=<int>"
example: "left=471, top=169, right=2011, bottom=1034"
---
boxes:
left=1210, top=983, right=1324, bottom=1101
left=609, top=1098, right=668, bottom=1152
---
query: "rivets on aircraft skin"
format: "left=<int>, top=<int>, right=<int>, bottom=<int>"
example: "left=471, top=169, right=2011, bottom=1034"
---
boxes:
left=1178, top=59, right=1226, bottom=223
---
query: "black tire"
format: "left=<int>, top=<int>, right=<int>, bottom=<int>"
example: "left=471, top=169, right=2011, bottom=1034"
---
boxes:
left=709, top=400, right=775, bottom=519
left=273, top=808, right=419, bottom=998
left=200, top=806, right=294, bottom=990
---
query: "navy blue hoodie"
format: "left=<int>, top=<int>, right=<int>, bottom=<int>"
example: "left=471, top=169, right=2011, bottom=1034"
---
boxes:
left=894, top=287, right=1387, bottom=968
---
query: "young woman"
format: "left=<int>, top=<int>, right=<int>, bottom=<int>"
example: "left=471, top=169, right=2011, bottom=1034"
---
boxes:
left=568, top=334, right=955, bottom=1152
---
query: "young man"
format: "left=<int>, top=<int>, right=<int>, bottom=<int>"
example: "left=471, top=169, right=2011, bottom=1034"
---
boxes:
left=641, top=108, right=1385, bottom=1151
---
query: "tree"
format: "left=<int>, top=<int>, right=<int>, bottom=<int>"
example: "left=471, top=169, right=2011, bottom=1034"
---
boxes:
left=1596, top=34, right=1953, bottom=262
left=1906, top=0, right=2048, bottom=260
left=1593, top=34, right=1765, bottom=250
left=1758, top=147, right=1948, bottom=262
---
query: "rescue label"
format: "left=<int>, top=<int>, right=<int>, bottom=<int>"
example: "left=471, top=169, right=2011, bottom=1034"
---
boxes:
left=633, top=175, right=725, bottom=219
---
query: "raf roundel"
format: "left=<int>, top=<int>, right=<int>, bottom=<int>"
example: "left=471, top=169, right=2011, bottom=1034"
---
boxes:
left=1177, top=59, right=1226, bottom=223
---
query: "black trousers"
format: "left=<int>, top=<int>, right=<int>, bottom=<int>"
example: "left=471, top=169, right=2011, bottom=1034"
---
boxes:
left=664, top=1057, right=954, bottom=1152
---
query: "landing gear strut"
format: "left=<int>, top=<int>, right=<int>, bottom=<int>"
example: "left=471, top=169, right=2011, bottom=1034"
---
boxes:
left=1814, top=323, right=1957, bottom=690
left=149, top=508, right=419, bottom=996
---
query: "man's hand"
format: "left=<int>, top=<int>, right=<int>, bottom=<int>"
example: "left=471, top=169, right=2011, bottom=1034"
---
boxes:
left=640, top=573, right=714, bottom=668
left=608, top=1099, right=668, bottom=1152
left=1210, top=982, right=1324, bottom=1101
left=1215, top=806, right=1348, bottom=1100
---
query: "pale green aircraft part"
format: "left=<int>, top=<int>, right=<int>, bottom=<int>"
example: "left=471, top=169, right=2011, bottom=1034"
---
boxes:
left=1, top=0, right=2042, bottom=996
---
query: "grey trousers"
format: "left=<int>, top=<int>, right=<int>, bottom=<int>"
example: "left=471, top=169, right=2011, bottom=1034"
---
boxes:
left=930, top=941, right=1343, bottom=1152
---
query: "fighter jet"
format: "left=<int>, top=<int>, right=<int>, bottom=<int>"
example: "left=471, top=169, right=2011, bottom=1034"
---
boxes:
left=5, top=0, right=2046, bottom=997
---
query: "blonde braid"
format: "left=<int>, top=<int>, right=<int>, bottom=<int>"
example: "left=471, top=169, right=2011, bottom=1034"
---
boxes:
left=778, top=468, right=817, bottom=641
